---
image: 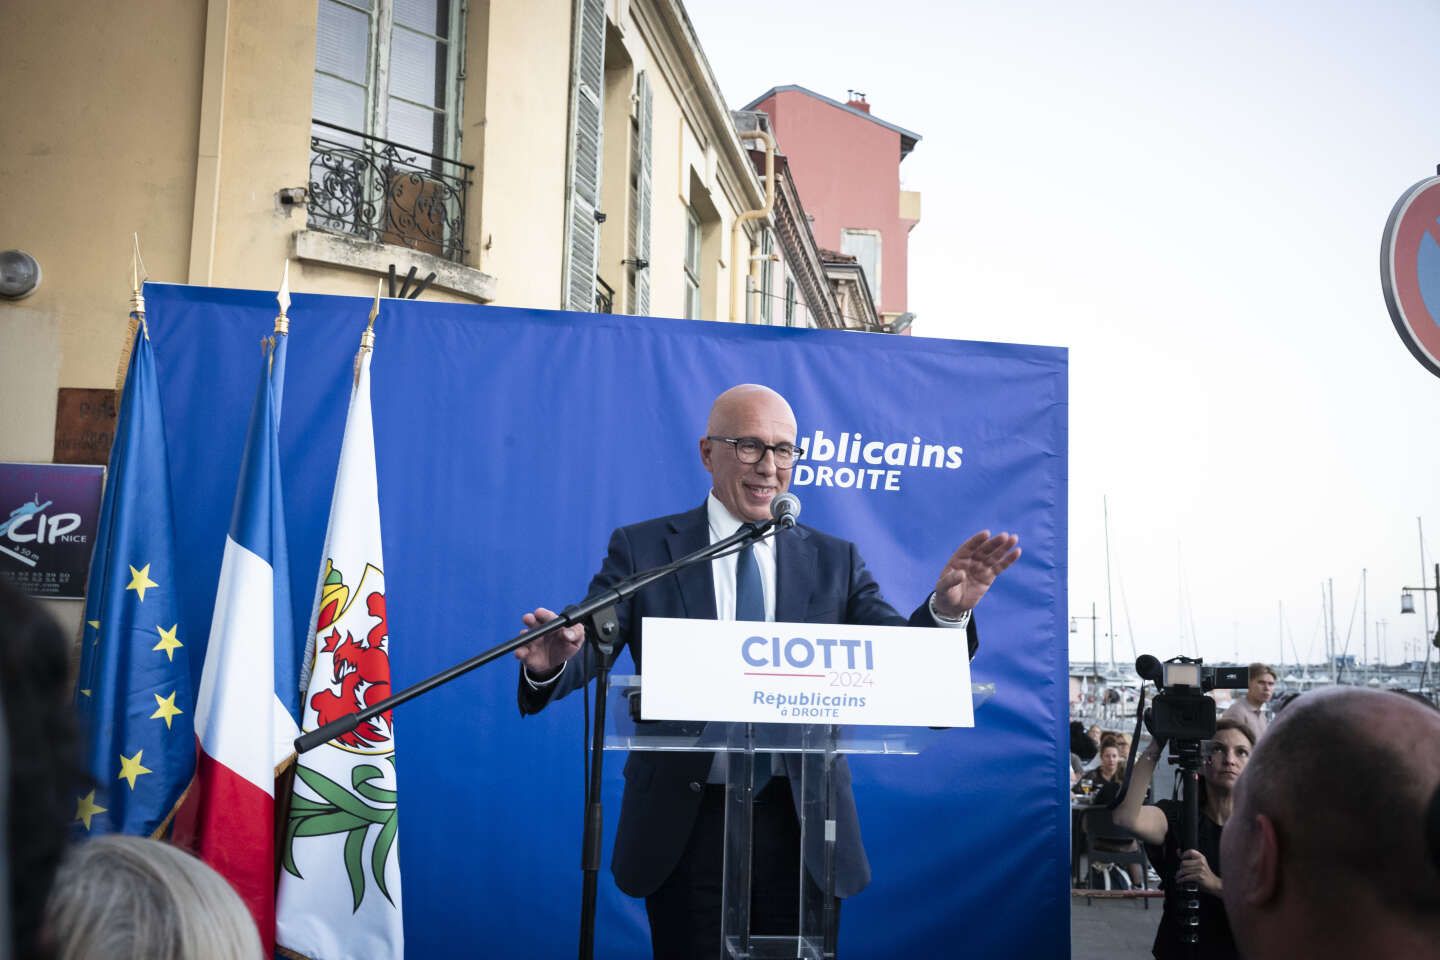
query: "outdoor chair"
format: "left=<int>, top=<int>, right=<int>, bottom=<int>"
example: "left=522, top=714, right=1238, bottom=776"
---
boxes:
left=1078, top=807, right=1152, bottom=909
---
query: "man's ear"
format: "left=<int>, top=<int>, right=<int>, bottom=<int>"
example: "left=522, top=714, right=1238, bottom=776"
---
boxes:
left=1247, top=813, right=1281, bottom=905
left=698, top=436, right=713, bottom=470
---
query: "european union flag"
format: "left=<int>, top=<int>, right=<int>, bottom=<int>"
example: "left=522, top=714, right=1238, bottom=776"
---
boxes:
left=73, top=319, right=195, bottom=837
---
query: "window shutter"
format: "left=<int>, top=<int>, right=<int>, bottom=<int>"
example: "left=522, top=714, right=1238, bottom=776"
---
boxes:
left=633, top=70, right=654, bottom=316
left=563, top=0, right=606, bottom=312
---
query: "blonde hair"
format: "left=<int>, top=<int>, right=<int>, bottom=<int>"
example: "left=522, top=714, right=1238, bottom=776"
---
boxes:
left=45, top=835, right=262, bottom=960
left=1248, top=661, right=1277, bottom=682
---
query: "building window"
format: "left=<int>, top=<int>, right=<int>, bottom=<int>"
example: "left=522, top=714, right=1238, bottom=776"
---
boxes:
left=684, top=206, right=702, bottom=320
left=784, top=277, right=796, bottom=326
left=840, top=228, right=881, bottom=306
left=314, top=0, right=461, bottom=158
left=310, top=0, right=470, bottom=260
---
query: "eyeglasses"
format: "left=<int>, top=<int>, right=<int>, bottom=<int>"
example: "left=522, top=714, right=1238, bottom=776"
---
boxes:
left=706, top=436, right=805, bottom=468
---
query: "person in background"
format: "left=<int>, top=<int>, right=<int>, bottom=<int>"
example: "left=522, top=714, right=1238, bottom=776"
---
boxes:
left=45, top=835, right=262, bottom=960
left=1221, top=688, right=1440, bottom=960
left=1074, top=741, right=1126, bottom=803
left=1221, top=663, right=1275, bottom=742
left=1112, top=718, right=1254, bottom=959
left=1, top=578, right=85, bottom=960
left=1087, top=724, right=1103, bottom=749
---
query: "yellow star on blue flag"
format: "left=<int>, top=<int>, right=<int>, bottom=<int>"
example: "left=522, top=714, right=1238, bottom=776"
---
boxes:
left=126, top=564, right=158, bottom=601
left=152, top=624, right=182, bottom=661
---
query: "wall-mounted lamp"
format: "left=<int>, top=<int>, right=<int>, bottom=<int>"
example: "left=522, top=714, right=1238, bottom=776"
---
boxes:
left=0, top=250, right=42, bottom=300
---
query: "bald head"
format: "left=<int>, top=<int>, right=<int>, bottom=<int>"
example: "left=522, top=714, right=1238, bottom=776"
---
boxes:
left=1222, top=688, right=1440, bottom=956
left=705, top=384, right=796, bottom=437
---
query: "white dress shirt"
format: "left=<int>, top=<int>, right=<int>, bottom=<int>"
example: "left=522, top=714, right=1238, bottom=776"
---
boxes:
left=706, top=493, right=774, bottom=782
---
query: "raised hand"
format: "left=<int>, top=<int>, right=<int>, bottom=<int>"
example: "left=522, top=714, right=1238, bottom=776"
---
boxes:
left=932, top=530, right=1021, bottom=619
left=514, top=606, right=586, bottom=677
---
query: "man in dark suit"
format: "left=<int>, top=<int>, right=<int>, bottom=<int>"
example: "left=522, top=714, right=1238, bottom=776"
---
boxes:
left=515, top=384, right=1020, bottom=957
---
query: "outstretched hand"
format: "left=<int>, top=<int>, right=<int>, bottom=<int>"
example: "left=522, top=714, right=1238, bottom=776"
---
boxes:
left=932, top=530, right=1021, bottom=619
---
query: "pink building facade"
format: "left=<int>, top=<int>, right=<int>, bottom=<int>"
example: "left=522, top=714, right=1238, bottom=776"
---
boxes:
left=742, top=85, right=921, bottom=325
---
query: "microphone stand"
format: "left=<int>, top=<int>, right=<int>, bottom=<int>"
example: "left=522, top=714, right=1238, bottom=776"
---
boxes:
left=294, top=516, right=787, bottom=960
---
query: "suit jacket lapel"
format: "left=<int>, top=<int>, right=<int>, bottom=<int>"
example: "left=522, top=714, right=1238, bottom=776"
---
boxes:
left=774, top=525, right=815, bottom=623
left=665, top=503, right=717, bottom=620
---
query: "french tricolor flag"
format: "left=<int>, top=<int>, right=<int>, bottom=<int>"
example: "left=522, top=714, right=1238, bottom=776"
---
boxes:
left=177, top=318, right=302, bottom=953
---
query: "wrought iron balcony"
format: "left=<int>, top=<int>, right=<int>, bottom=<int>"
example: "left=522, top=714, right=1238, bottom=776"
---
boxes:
left=595, top=275, right=615, bottom=314
left=308, top=119, right=474, bottom=264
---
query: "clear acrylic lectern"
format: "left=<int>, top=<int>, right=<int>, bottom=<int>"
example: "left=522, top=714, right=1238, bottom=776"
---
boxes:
left=605, top=676, right=995, bottom=960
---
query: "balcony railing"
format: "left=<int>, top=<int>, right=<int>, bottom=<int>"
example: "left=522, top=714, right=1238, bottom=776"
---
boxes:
left=595, top=275, right=615, bottom=314
left=308, top=119, right=474, bottom=264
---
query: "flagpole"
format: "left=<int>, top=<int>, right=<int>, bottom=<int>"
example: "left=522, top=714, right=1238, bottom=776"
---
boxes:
left=116, top=233, right=147, bottom=398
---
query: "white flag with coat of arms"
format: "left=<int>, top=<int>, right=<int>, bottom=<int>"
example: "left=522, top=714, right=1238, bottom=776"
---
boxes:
left=276, top=334, right=402, bottom=959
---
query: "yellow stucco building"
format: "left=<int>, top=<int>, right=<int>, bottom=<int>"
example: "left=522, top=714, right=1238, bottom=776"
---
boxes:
left=4, top=0, right=868, bottom=631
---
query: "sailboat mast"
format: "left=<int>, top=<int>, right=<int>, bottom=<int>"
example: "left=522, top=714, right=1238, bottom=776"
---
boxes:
left=1104, top=496, right=1116, bottom=676
left=1420, top=518, right=1431, bottom=670
left=1328, top=576, right=1337, bottom=684
left=1320, top=582, right=1329, bottom=681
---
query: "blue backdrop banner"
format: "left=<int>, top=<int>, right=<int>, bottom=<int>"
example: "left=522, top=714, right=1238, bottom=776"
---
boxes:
left=142, top=282, right=1069, bottom=958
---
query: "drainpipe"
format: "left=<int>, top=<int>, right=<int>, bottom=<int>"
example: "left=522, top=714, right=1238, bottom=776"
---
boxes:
left=729, top=129, right=775, bottom=323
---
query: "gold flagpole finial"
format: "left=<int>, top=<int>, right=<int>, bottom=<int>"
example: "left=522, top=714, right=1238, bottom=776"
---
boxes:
left=355, top=280, right=380, bottom=385
left=117, top=233, right=147, bottom=397
left=129, top=233, right=148, bottom=333
left=274, top=260, right=292, bottom=335
left=362, top=278, right=380, bottom=350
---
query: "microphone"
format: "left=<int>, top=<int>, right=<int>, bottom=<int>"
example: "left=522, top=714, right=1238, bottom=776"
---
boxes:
left=770, top=492, right=801, bottom=529
left=1135, top=655, right=1163, bottom=685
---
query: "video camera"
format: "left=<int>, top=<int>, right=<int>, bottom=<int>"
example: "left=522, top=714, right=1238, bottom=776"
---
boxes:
left=1137, top=654, right=1248, bottom=743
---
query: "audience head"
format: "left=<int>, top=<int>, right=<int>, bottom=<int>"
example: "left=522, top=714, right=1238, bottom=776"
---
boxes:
left=1098, top=731, right=1130, bottom=755
left=1221, top=688, right=1440, bottom=960
left=1202, top=718, right=1253, bottom=796
left=1086, top=724, right=1102, bottom=746
left=1098, top=744, right=1122, bottom=780
left=45, top=835, right=262, bottom=960
left=1, top=578, right=85, bottom=960
left=1245, top=662, right=1277, bottom=706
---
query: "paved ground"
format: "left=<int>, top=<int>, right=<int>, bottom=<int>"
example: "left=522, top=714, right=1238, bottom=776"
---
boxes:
left=1070, top=893, right=1162, bottom=958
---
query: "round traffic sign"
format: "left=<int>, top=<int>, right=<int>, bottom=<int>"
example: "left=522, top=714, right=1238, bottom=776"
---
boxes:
left=1382, top=175, right=1440, bottom=378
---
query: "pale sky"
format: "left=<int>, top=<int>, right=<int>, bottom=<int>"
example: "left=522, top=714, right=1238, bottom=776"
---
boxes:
left=688, top=0, right=1440, bottom=670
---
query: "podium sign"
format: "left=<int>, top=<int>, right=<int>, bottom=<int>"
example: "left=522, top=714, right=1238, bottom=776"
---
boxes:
left=640, top=617, right=974, bottom=728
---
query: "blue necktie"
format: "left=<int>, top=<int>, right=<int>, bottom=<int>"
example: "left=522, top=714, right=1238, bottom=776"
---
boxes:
left=734, top=541, right=765, bottom=623
left=734, top=539, right=770, bottom=786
